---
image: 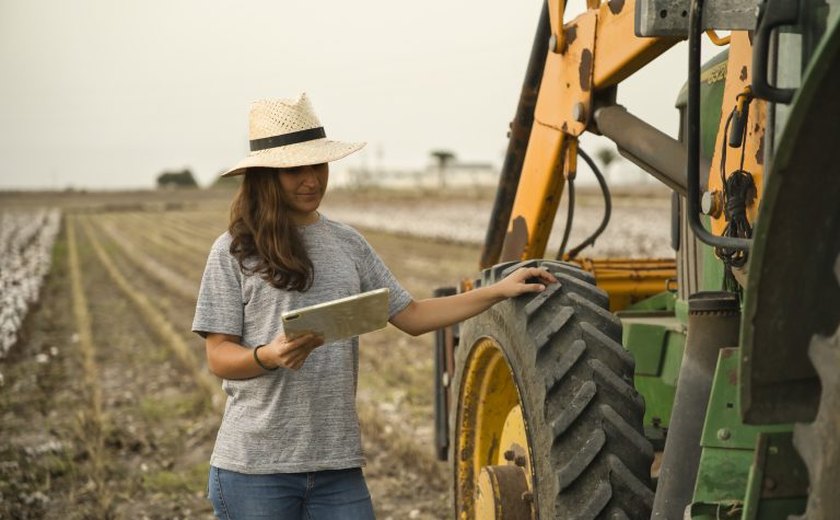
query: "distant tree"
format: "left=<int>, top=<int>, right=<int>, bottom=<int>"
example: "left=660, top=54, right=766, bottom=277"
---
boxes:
left=157, top=168, right=198, bottom=189
left=594, top=147, right=619, bottom=183
left=430, top=149, right=456, bottom=188
left=595, top=147, right=618, bottom=169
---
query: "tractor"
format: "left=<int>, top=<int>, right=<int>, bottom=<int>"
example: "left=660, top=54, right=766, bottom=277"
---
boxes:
left=432, top=0, right=839, bottom=518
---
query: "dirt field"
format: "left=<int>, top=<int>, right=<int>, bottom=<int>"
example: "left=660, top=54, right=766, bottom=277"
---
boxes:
left=0, top=186, right=670, bottom=519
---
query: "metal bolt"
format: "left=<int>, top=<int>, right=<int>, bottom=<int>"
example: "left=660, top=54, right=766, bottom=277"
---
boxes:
left=514, top=455, right=527, bottom=467
left=549, top=34, right=559, bottom=54
left=503, top=450, right=515, bottom=462
left=572, top=103, right=586, bottom=123
left=716, top=428, right=731, bottom=441
left=764, top=477, right=777, bottom=490
left=701, top=190, right=723, bottom=218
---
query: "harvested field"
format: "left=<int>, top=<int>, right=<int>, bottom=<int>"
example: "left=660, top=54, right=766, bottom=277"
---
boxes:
left=0, top=186, right=671, bottom=519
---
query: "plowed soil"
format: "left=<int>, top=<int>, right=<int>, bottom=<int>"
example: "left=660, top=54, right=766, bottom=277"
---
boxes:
left=0, top=186, right=670, bottom=519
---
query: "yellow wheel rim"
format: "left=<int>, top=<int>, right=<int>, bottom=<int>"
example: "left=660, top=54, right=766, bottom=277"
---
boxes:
left=456, top=337, right=533, bottom=518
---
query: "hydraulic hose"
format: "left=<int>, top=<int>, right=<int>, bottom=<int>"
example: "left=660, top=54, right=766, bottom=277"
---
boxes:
left=565, top=148, right=612, bottom=259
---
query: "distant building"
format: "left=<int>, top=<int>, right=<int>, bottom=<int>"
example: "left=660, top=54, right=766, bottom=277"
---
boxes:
left=346, top=161, right=498, bottom=189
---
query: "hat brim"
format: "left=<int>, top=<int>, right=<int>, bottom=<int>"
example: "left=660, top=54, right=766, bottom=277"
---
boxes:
left=221, top=138, right=365, bottom=177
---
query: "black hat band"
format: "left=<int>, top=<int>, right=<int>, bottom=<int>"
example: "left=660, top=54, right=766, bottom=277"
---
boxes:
left=249, top=127, right=326, bottom=152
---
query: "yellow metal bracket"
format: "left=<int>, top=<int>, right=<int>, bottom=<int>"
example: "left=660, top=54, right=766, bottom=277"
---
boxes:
left=572, top=257, right=677, bottom=311
left=539, top=9, right=597, bottom=136
left=501, top=0, right=680, bottom=263
left=707, top=32, right=766, bottom=235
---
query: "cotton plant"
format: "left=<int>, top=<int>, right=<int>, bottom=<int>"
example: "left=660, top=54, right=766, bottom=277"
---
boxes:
left=0, top=209, right=62, bottom=359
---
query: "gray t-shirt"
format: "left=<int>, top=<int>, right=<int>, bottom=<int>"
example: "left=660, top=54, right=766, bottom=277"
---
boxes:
left=192, top=214, right=412, bottom=474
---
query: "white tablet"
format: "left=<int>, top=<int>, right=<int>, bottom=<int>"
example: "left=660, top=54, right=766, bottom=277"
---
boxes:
left=281, top=288, right=390, bottom=343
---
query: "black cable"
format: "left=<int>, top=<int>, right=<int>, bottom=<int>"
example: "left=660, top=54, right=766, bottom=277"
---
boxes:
left=719, top=108, right=736, bottom=197
left=716, top=170, right=755, bottom=264
left=555, top=177, right=575, bottom=260
left=566, top=147, right=612, bottom=259
left=715, top=96, right=756, bottom=285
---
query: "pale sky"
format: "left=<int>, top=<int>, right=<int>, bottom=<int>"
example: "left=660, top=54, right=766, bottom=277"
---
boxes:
left=0, top=0, right=698, bottom=190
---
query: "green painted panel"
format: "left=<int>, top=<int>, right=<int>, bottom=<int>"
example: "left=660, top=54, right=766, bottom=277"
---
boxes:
left=693, top=447, right=754, bottom=505
left=691, top=351, right=805, bottom=519
left=626, top=290, right=677, bottom=312
left=620, top=295, right=686, bottom=432
left=624, top=323, right=667, bottom=375
left=700, top=215, right=727, bottom=292
left=700, top=66, right=726, bottom=162
left=690, top=453, right=805, bottom=519
left=629, top=329, right=685, bottom=429
left=636, top=376, right=677, bottom=431
left=659, top=332, right=685, bottom=386
left=740, top=433, right=807, bottom=520
left=674, top=49, right=729, bottom=162
left=701, top=349, right=791, bottom=450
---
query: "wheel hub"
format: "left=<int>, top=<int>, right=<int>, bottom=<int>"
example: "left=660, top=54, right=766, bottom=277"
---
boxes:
left=476, top=465, right=532, bottom=519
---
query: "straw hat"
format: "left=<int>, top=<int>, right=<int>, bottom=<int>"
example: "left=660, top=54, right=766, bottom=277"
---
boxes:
left=221, top=93, right=365, bottom=177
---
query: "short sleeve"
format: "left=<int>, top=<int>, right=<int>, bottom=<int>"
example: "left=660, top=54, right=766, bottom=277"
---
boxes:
left=192, top=235, right=244, bottom=338
left=356, top=236, right=413, bottom=318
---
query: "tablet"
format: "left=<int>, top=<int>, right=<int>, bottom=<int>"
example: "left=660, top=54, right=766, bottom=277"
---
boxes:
left=281, top=288, right=390, bottom=343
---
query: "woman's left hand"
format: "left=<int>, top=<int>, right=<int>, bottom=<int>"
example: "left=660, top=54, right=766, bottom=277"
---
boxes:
left=493, top=266, right=558, bottom=298
left=263, top=332, right=325, bottom=371
left=390, top=266, right=559, bottom=337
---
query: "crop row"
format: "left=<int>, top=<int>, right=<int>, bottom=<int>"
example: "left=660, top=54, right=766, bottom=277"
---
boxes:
left=79, top=215, right=225, bottom=410
left=0, top=209, right=62, bottom=359
left=86, top=211, right=449, bottom=490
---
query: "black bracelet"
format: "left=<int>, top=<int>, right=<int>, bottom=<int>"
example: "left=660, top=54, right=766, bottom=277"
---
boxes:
left=253, top=345, right=278, bottom=371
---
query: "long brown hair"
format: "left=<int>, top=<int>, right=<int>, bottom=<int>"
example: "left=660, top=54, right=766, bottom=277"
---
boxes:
left=228, top=168, right=313, bottom=291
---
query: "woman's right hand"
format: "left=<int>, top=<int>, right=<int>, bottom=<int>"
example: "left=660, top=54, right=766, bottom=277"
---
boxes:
left=260, top=333, right=325, bottom=371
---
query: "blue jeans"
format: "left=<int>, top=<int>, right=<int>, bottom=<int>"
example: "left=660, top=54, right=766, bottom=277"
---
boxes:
left=208, top=466, right=376, bottom=519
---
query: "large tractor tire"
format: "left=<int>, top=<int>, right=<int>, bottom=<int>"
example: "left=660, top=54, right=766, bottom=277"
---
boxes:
left=792, top=256, right=840, bottom=520
left=793, top=324, right=840, bottom=519
left=451, top=260, right=654, bottom=519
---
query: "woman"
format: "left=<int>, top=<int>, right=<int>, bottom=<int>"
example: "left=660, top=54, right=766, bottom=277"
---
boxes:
left=192, top=93, right=555, bottom=519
